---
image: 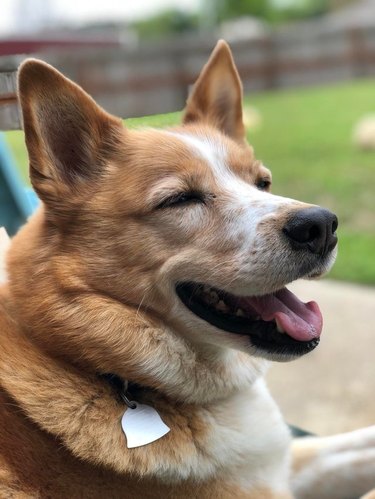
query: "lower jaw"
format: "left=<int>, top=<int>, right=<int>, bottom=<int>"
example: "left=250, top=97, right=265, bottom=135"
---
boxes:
left=248, top=334, right=320, bottom=361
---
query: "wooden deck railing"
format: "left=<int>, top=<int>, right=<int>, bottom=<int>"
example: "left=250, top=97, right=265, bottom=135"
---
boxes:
left=0, top=58, right=22, bottom=130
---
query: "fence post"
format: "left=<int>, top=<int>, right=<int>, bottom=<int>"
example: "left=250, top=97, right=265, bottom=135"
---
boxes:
left=348, top=27, right=368, bottom=78
left=0, top=56, right=22, bottom=131
left=263, top=34, right=278, bottom=90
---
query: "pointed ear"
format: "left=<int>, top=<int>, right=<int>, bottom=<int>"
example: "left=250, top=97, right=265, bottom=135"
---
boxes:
left=183, top=40, right=245, bottom=143
left=18, top=59, right=122, bottom=209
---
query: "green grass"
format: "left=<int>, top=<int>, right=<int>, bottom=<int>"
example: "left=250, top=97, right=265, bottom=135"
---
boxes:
left=4, top=79, right=375, bottom=284
left=245, top=80, right=375, bottom=285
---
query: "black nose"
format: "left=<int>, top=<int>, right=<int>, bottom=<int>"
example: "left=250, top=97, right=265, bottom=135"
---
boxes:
left=283, top=207, right=338, bottom=255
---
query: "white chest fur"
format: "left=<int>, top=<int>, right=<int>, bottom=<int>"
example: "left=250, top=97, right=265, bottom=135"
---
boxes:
left=186, top=379, right=292, bottom=492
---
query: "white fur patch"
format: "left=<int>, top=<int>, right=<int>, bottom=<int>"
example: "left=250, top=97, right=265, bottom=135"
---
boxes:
left=169, top=130, right=296, bottom=211
left=170, top=133, right=230, bottom=181
left=200, top=378, right=291, bottom=492
left=167, top=131, right=300, bottom=295
left=155, top=377, right=291, bottom=493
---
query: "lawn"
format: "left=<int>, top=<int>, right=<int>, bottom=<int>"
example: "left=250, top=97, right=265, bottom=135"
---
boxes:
left=4, top=78, right=375, bottom=285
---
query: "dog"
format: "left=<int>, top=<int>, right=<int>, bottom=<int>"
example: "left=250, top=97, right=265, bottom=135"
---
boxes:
left=0, top=40, right=374, bottom=498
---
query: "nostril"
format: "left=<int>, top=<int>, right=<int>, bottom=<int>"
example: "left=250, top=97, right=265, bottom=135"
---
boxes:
left=308, top=224, right=321, bottom=243
left=282, top=219, right=323, bottom=245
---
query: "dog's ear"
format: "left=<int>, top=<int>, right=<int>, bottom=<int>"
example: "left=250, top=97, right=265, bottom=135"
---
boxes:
left=183, top=40, right=245, bottom=143
left=18, top=59, right=122, bottom=208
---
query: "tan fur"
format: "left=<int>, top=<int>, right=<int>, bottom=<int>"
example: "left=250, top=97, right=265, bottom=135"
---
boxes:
left=0, top=40, right=293, bottom=498
left=0, top=286, right=289, bottom=498
left=0, top=40, right=373, bottom=498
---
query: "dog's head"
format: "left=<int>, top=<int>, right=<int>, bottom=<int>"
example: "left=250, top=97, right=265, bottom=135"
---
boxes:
left=17, top=41, right=337, bottom=365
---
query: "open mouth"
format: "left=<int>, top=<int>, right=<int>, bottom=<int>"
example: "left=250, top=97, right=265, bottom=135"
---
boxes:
left=176, top=283, right=322, bottom=359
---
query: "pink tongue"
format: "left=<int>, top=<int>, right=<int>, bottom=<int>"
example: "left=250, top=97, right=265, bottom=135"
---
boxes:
left=238, top=288, right=322, bottom=342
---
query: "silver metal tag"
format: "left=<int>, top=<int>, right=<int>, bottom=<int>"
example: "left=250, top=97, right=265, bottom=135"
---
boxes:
left=121, top=402, right=170, bottom=449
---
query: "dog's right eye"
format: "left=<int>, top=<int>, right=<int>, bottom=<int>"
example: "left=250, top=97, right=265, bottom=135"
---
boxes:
left=156, top=191, right=205, bottom=209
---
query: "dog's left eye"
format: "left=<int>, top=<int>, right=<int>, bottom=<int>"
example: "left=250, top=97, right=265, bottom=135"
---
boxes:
left=157, top=191, right=205, bottom=209
left=256, top=179, right=271, bottom=191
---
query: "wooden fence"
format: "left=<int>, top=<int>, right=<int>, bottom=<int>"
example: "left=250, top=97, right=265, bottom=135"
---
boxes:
left=2, top=22, right=375, bottom=130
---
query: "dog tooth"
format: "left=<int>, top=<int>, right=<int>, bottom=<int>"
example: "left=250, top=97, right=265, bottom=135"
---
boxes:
left=275, top=320, right=286, bottom=334
left=216, top=300, right=229, bottom=312
left=235, top=308, right=246, bottom=317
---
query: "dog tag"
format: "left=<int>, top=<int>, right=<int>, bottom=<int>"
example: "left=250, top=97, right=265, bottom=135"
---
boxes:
left=121, top=403, right=170, bottom=449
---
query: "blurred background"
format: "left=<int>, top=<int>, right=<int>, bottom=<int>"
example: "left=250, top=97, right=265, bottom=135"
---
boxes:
left=0, top=0, right=374, bottom=435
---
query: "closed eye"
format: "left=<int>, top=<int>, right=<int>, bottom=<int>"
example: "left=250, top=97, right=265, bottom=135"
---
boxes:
left=156, top=191, right=206, bottom=209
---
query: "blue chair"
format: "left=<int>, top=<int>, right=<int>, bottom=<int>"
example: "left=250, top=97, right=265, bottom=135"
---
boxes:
left=0, top=134, right=39, bottom=235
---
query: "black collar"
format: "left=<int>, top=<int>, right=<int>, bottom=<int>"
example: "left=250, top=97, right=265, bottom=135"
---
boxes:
left=99, top=373, right=140, bottom=408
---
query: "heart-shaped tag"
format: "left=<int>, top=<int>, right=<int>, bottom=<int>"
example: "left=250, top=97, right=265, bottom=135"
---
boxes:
left=121, top=403, right=170, bottom=449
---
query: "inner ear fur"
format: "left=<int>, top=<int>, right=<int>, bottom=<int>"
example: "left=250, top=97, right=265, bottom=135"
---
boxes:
left=183, top=40, right=246, bottom=143
left=18, top=59, right=122, bottom=207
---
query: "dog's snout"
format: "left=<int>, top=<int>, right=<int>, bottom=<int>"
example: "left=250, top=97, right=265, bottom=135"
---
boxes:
left=283, top=207, right=338, bottom=255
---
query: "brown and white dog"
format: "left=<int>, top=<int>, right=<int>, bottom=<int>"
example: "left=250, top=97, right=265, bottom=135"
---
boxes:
left=0, top=40, right=374, bottom=498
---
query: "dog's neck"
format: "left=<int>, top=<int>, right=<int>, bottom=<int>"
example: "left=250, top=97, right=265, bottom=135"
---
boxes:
left=0, top=288, right=282, bottom=485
